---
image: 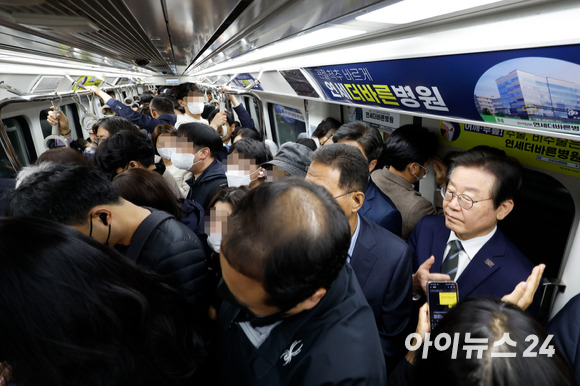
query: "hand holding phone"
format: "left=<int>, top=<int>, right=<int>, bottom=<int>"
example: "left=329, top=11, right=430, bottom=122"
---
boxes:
left=427, top=281, right=459, bottom=330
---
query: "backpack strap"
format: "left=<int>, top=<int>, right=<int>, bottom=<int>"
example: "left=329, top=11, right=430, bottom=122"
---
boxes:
left=125, top=209, right=173, bottom=263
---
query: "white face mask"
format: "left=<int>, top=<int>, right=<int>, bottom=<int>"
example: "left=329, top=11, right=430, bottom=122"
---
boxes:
left=226, top=168, right=262, bottom=188
left=207, top=233, right=222, bottom=253
left=157, top=147, right=176, bottom=160
left=187, top=102, right=205, bottom=115
left=171, top=149, right=203, bottom=171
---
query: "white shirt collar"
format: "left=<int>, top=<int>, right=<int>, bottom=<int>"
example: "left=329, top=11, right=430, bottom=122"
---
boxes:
left=447, top=226, right=497, bottom=261
left=347, top=214, right=361, bottom=263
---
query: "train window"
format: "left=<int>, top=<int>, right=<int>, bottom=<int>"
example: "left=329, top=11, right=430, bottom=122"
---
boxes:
left=243, top=96, right=261, bottom=133
left=0, top=116, right=35, bottom=177
left=268, top=103, right=306, bottom=145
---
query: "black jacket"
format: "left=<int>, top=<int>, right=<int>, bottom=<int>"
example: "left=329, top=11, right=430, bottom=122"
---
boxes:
left=186, top=159, right=228, bottom=211
left=218, top=263, right=387, bottom=386
left=117, top=209, right=210, bottom=310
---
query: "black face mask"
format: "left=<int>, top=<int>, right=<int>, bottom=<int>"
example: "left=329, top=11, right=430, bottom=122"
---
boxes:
left=216, top=279, right=286, bottom=328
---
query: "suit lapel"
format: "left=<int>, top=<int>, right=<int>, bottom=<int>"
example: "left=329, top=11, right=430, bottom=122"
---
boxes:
left=350, top=217, right=378, bottom=288
left=431, top=223, right=450, bottom=274
left=456, top=231, right=506, bottom=298
left=359, top=183, right=375, bottom=217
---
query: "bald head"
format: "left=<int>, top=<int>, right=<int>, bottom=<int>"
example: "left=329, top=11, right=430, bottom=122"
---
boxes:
left=221, top=178, right=350, bottom=311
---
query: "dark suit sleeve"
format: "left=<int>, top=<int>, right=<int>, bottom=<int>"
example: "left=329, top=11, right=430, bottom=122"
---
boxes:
left=379, top=209, right=402, bottom=237
left=233, top=103, right=256, bottom=131
left=107, top=98, right=173, bottom=133
left=408, top=217, right=423, bottom=272
left=380, top=243, right=413, bottom=367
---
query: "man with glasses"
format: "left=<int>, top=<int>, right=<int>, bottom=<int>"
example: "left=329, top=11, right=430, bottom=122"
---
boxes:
left=306, top=143, right=413, bottom=371
left=409, top=146, right=540, bottom=314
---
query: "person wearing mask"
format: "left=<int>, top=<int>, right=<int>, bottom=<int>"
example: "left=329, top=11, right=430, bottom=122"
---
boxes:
left=225, top=139, right=272, bottom=189
left=174, top=122, right=228, bottom=211
left=91, top=129, right=182, bottom=198
left=333, top=121, right=403, bottom=237
left=371, top=124, right=446, bottom=240
left=173, top=82, right=227, bottom=130
left=152, top=123, right=192, bottom=197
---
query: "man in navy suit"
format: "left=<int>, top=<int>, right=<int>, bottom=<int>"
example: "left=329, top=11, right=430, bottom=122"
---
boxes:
left=307, top=143, right=413, bottom=371
left=333, top=121, right=402, bottom=236
left=409, top=146, right=540, bottom=315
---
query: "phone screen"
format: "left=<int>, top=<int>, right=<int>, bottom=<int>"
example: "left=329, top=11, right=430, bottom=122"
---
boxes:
left=427, top=281, right=459, bottom=330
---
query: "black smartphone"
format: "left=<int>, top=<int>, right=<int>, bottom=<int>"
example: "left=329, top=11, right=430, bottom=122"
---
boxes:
left=427, top=281, right=459, bottom=330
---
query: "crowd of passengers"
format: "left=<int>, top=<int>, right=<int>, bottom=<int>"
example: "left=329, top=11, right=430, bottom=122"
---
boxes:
left=0, top=82, right=579, bottom=385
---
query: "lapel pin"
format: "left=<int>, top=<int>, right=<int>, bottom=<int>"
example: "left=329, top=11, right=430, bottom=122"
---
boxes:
left=484, top=258, right=495, bottom=268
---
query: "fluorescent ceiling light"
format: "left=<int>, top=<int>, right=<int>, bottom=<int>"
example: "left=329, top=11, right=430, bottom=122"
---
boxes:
left=236, top=27, right=366, bottom=63
left=357, top=0, right=504, bottom=24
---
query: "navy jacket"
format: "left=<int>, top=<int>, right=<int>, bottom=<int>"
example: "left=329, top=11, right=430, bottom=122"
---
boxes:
left=107, top=98, right=176, bottom=133
left=548, top=293, right=580, bottom=382
left=350, top=215, right=413, bottom=369
left=186, top=159, right=228, bottom=211
left=233, top=104, right=256, bottom=131
left=409, top=215, right=540, bottom=315
left=218, top=263, right=386, bottom=386
left=360, top=179, right=402, bottom=236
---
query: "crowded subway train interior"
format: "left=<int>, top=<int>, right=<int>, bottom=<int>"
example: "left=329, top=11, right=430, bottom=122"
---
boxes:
left=0, top=0, right=578, bottom=353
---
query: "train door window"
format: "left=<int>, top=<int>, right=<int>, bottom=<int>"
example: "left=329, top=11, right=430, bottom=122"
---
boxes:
left=1, top=116, right=35, bottom=177
left=243, top=96, right=262, bottom=132
left=268, top=103, right=306, bottom=145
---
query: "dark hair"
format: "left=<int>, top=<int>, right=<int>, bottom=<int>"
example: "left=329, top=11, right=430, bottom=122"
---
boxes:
left=295, top=138, right=317, bottom=151
left=0, top=217, right=205, bottom=385
left=332, top=121, right=384, bottom=161
left=383, top=124, right=438, bottom=171
left=112, top=168, right=182, bottom=219
left=207, top=186, right=252, bottom=211
left=312, top=117, right=342, bottom=138
left=176, top=122, right=224, bottom=157
left=92, top=130, right=154, bottom=177
left=151, top=124, right=177, bottom=156
left=36, top=147, right=89, bottom=165
left=232, top=127, right=261, bottom=142
left=221, top=179, right=350, bottom=311
left=150, top=95, right=175, bottom=115
left=139, top=92, right=154, bottom=104
left=95, top=116, right=140, bottom=137
left=208, top=109, right=235, bottom=126
left=230, top=139, right=273, bottom=165
left=310, top=143, right=369, bottom=193
left=69, top=138, right=90, bottom=153
left=7, top=163, right=120, bottom=226
left=447, top=146, right=523, bottom=209
left=414, top=297, right=576, bottom=386
left=174, top=82, right=204, bottom=101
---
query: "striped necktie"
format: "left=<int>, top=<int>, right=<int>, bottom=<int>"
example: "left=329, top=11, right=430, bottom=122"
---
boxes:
left=441, top=239, right=463, bottom=280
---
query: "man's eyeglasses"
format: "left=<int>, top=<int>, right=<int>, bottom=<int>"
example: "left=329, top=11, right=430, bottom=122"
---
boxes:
left=440, top=187, right=493, bottom=210
left=334, top=191, right=355, bottom=199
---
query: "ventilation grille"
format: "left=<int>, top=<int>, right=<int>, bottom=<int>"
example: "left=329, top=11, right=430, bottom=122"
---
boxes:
left=30, top=76, right=63, bottom=93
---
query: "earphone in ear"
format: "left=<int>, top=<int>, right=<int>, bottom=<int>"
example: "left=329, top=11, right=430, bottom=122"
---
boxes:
left=99, top=213, right=108, bottom=226
left=259, top=171, right=264, bottom=176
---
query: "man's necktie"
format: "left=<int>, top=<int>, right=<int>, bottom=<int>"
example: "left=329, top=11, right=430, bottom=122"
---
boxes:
left=441, top=239, right=463, bottom=280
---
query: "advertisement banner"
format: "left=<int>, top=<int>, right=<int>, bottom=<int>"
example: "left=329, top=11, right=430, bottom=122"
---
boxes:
left=304, top=45, right=580, bottom=136
left=439, top=121, right=580, bottom=177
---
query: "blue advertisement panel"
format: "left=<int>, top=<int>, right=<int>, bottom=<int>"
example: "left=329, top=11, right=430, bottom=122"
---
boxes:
left=230, top=73, right=264, bottom=91
left=304, top=45, right=580, bottom=136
